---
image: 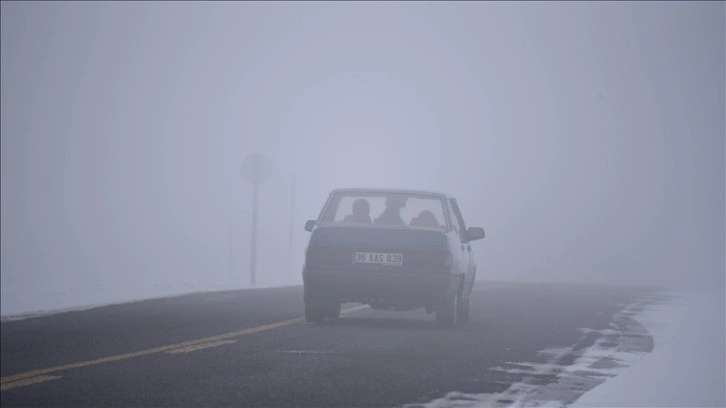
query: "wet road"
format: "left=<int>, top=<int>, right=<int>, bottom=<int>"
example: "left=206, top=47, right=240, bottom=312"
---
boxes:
left=0, top=282, right=657, bottom=407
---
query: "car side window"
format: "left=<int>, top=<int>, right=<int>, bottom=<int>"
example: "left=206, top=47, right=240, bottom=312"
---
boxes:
left=447, top=201, right=460, bottom=234
left=449, top=199, right=468, bottom=239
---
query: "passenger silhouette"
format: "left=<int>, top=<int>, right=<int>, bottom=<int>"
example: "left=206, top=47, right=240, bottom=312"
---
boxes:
left=410, top=210, right=439, bottom=228
left=343, top=198, right=372, bottom=224
left=374, top=196, right=406, bottom=226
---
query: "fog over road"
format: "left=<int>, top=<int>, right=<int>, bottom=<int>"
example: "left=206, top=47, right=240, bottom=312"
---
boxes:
left=1, top=282, right=658, bottom=408
left=1, top=3, right=723, bottom=407
left=2, top=3, right=723, bottom=318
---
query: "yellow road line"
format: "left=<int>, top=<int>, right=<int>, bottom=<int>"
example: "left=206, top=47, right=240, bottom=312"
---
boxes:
left=0, top=304, right=369, bottom=386
left=166, top=339, right=237, bottom=354
left=0, top=375, right=62, bottom=391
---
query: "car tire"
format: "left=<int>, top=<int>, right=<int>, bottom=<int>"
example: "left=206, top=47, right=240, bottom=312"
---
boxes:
left=303, top=284, right=325, bottom=323
left=457, top=296, right=470, bottom=325
left=305, top=302, right=325, bottom=323
left=436, top=292, right=458, bottom=328
left=325, top=301, right=341, bottom=319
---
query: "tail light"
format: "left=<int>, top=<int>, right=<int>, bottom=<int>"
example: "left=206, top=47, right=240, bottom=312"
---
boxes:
left=306, top=246, right=350, bottom=266
left=406, top=251, right=451, bottom=268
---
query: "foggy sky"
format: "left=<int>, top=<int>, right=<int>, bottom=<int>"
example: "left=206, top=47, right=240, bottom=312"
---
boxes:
left=1, top=2, right=724, bottom=314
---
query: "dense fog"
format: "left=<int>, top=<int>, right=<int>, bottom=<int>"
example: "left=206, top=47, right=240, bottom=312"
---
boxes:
left=1, top=2, right=724, bottom=315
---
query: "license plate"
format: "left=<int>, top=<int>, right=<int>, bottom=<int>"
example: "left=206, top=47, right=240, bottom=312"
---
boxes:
left=352, top=252, right=403, bottom=266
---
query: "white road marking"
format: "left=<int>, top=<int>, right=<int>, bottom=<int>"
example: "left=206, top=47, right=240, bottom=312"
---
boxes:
left=166, top=340, right=237, bottom=354
left=276, top=350, right=338, bottom=354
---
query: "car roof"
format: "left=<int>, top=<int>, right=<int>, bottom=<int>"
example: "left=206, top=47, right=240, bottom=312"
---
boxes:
left=330, top=188, right=454, bottom=200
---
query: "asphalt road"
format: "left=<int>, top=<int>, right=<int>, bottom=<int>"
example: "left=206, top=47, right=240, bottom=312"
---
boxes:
left=0, top=282, right=657, bottom=407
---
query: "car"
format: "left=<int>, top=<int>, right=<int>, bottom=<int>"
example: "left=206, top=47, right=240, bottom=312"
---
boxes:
left=302, top=188, right=485, bottom=327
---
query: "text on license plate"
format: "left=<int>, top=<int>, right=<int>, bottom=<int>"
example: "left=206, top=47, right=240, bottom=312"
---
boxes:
left=352, top=252, right=403, bottom=266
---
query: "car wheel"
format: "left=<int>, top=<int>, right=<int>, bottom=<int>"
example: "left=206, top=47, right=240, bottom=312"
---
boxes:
left=325, top=301, right=341, bottom=319
left=303, top=284, right=325, bottom=323
left=457, top=296, right=470, bottom=325
left=305, top=302, right=325, bottom=323
left=436, top=292, right=458, bottom=328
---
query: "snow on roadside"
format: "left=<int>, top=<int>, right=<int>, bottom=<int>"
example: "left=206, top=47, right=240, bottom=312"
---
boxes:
left=405, top=295, right=659, bottom=408
left=571, top=289, right=725, bottom=408
left=406, top=290, right=725, bottom=408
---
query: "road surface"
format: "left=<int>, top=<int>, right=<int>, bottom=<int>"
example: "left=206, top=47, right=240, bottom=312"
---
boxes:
left=1, top=282, right=658, bottom=407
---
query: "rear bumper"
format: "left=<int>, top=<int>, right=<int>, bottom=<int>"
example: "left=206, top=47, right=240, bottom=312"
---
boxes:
left=303, top=267, right=461, bottom=306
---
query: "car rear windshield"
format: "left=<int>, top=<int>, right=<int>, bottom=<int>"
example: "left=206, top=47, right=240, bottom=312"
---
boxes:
left=320, top=192, right=448, bottom=229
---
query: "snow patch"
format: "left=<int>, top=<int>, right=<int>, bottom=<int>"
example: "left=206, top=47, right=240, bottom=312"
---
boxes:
left=572, top=290, right=725, bottom=408
left=404, top=294, right=661, bottom=408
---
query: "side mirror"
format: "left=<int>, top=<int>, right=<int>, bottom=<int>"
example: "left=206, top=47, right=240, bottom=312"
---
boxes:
left=304, top=220, right=316, bottom=232
left=466, top=227, right=485, bottom=241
